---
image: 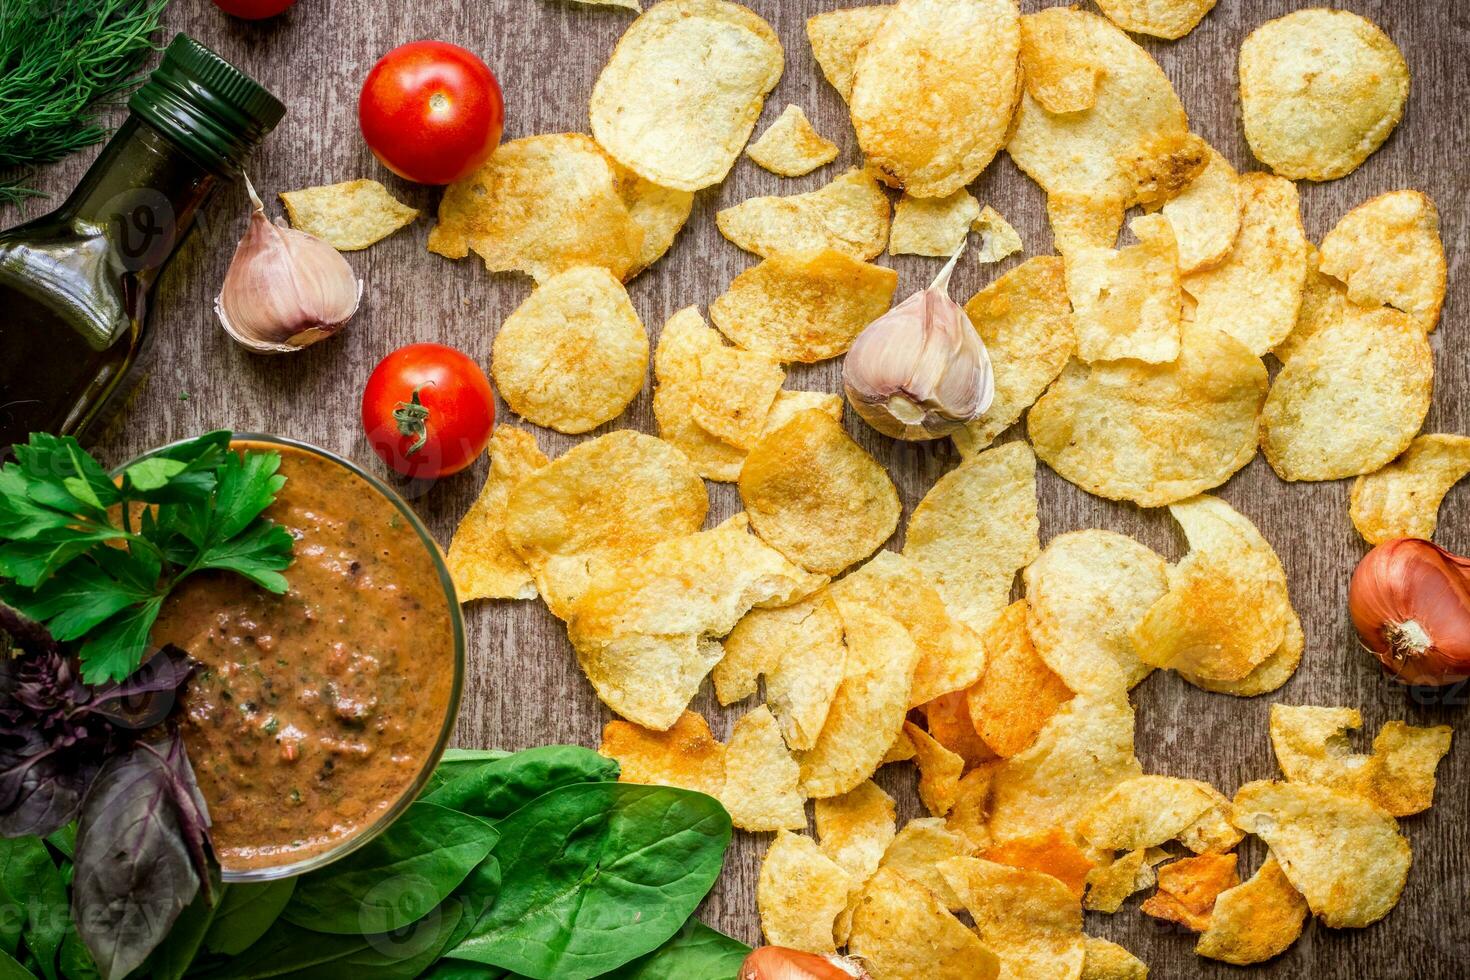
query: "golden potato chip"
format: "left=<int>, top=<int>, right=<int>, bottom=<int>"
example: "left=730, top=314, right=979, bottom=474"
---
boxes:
left=1029, top=323, right=1267, bottom=508
left=279, top=179, right=417, bottom=251
left=969, top=601, right=1074, bottom=759
left=1080, top=936, right=1147, bottom=980
left=831, top=551, right=986, bottom=707
left=1269, top=704, right=1453, bottom=817
left=940, top=857, right=1086, bottom=980
left=981, top=829, right=1096, bottom=900
left=601, top=710, right=726, bottom=797
left=848, top=0, right=1021, bottom=199
left=1239, top=9, right=1409, bottom=182
left=888, top=189, right=981, bottom=257
left=765, top=390, right=845, bottom=430
left=1065, top=213, right=1181, bottom=364
left=919, top=690, right=994, bottom=770
left=1272, top=245, right=1357, bottom=365
left=1350, top=435, right=1470, bottom=545
left=807, top=5, right=890, bottom=101
left=714, top=169, right=887, bottom=262
left=447, top=427, right=548, bottom=602
left=711, top=249, right=898, bottom=362
left=575, top=634, right=722, bottom=733
left=946, top=764, right=999, bottom=852
left=615, top=167, right=694, bottom=275
left=1230, top=780, right=1411, bottom=928
left=1179, top=607, right=1303, bottom=698
left=1094, top=0, right=1215, bottom=40
left=1319, top=190, right=1446, bottom=332
left=797, top=600, right=920, bottom=798
left=880, top=818, right=971, bottom=910
left=429, top=133, right=643, bottom=282
left=1159, top=141, right=1240, bottom=274
left=740, top=410, right=900, bottom=575
left=1046, top=193, right=1124, bottom=256
left=850, top=867, right=1000, bottom=980
left=746, top=104, right=839, bottom=177
left=988, top=695, right=1142, bottom=844
left=505, top=430, right=707, bottom=616
left=590, top=0, right=783, bottom=191
left=1179, top=173, right=1307, bottom=357
left=816, top=779, right=898, bottom=886
left=1018, top=9, right=1102, bottom=114
left=882, top=729, right=917, bottom=766
left=904, top=722, right=965, bottom=817
left=1079, top=775, right=1232, bottom=853
left=1083, top=849, right=1155, bottom=914
left=758, top=831, right=853, bottom=953
left=1141, top=853, right=1238, bottom=932
left=1195, top=855, right=1307, bottom=965
left=904, top=441, right=1040, bottom=635
left=1023, top=530, right=1167, bottom=696
left=953, top=257, right=1075, bottom=456
left=723, top=705, right=807, bottom=831
left=1131, top=496, right=1294, bottom=683
left=491, top=266, right=647, bottom=434
left=1261, top=307, right=1432, bottom=482
left=973, top=205, right=1024, bottom=264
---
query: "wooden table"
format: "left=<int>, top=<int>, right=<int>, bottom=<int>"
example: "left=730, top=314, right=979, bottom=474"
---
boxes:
left=8, top=1, right=1468, bottom=976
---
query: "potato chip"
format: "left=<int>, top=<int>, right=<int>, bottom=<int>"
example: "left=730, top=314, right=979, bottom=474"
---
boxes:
left=940, top=857, right=1086, bottom=980
left=797, top=601, right=920, bottom=798
left=974, top=206, right=1024, bottom=264
left=758, top=830, right=854, bottom=953
left=1195, top=856, right=1307, bottom=965
left=765, top=390, right=845, bottom=431
left=1350, top=435, right=1470, bottom=545
left=1269, top=704, right=1453, bottom=817
left=946, top=763, right=1000, bottom=853
left=981, top=829, right=1096, bottom=900
left=1131, top=496, right=1294, bottom=683
left=1046, top=193, right=1124, bottom=257
left=850, top=866, right=1000, bottom=980
left=904, top=441, right=1040, bottom=636
left=429, top=133, right=644, bottom=282
left=1094, top=0, right=1214, bottom=40
left=807, top=5, right=890, bottom=101
left=816, top=779, right=898, bottom=887
left=919, top=690, right=994, bottom=769
left=1080, top=937, right=1147, bottom=980
left=831, top=551, right=986, bottom=707
left=1272, top=245, right=1356, bottom=365
left=279, top=179, right=417, bottom=251
left=1141, top=853, right=1238, bottom=932
left=740, top=410, right=900, bottom=575
left=1023, top=530, right=1167, bottom=696
left=968, top=601, right=1073, bottom=758
left=1159, top=142, right=1240, bottom=274
left=1029, top=323, right=1267, bottom=508
left=880, top=818, right=971, bottom=910
left=723, top=705, right=807, bottom=831
left=903, top=722, right=965, bottom=817
left=848, top=0, right=1021, bottom=199
left=988, top=695, right=1142, bottom=844
left=506, top=430, right=708, bottom=616
left=590, top=0, right=783, bottom=191
left=1178, top=173, right=1307, bottom=357
left=1179, top=607, right=1303, bottom=698
left=1065, top=213, right=1181, bottom=364
left=491, top=266, right=647, bottom=434
left=953, top=257, right=1075, bottom=456
left=746, top=104, right=840, bottom=177
left=1239, top=9, right=1409, bottom=182
left=616, top=167, right=695, bottom=275
left=1230, top=780, right=1411, bottom=928
left=1079, top=776, right=1229, bottom=853
left=601, top=710, right=726, bottom=797
left=882, top=729, right=917, bottom=766
left=575, top=634, right=725, bottom=733
left=447, top=427, right=548, bottom=602
left=1083, top=849, right=1155, bottom=913
left=888, top=189, right=981, bottom=257
left=1319, top=190, right=1446, bottom=332
left=1260, top=307, right=1433, bottom=482
left=1018, top=9, right=1101, bottom=114
left=711, top=249, right=898, bottom=362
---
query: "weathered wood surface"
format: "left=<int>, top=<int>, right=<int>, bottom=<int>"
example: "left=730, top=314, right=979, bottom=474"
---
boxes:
left=8, top=0, right=1469, bottom=975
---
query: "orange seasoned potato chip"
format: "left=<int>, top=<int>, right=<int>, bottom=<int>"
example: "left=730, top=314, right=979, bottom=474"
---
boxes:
left=904, top=722, right=966, bottom=817
left=1065, top=213, right=1181, bottom=364
left=969, top=601, right=1074, bottom=758
left=279, top=179, right=417, bottom=251
left=879, top=818, right=972, bottom=910
left=590, top=0, right=783, bottom=191
left=1195, top=856, right=1309, bottom=965
left=1239, top=9, right=1409, bottom=182
left=940, top=857, right=1086, bottom=980
left=447, top=427, right=548, bottom=602
left=716, top=168, right=892, bottom=261
left=746, top=104, right=839, bottom=177
left=848, top=0, right=1022, bottom=199
left=974, top=205, right=1024, bottom=263
left=1350, top=434, right=1470, bottom=545
left=1094, top=0, right=1216, bottom=40
left=711, top=249, right=898, bottom=363
left=980, top=829, right=1096, bottom=900
left=1319, top=190, right=1447, bottom=332
left=919, top=689, right=994, bottom=769
left=601, top=710, right=725, bottom=797
left=889, top=189, right=981, bottom=257
left=1160, top=141, right=1241, bottom=274
left=758, top=830, right=853, bottom=953
left=806, top=5, right=891, bottom=101
left=723, top=705, right=807, bottom=832
left=1141, top=853, right=1239, bottom=932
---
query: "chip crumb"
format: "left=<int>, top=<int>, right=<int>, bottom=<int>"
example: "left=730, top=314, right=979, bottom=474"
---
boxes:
left=904, top=722, right=966, bottom=817
left=973, top=205, right=1024, bottom=263
left=746, top=104, right=840, bottom=177
left=1084, top=849, right=1155, bottom=914
left=1351, top=435, right=1470, bottom=545
left=717, top=167, right=893, bottom=261
left=1160, top=141, right=1241, bottom=274
left=279, top=179, right=418, bottom=251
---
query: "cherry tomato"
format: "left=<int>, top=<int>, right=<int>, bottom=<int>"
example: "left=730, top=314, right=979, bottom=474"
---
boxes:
left=358, top=41, right=504, bottom=185
left=362, top=344, right=495, bottom=479
left=211, top=0, right=297, bottom=18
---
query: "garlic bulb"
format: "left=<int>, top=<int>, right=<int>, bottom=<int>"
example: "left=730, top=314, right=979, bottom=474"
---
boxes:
left=842, top=245, right=994, bottom=440
left=215, top=176, right=362, bottom=354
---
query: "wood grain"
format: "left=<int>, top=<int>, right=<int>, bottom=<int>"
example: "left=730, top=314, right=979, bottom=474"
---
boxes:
left=7, top=1, right=1469, bottom=976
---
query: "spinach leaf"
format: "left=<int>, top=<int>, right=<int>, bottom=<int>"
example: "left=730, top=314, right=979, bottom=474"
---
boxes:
left=0, top=836, right=65, bottom=978
left=423, top=750, right=510, bottom=795
left=452, top=858, right=501, bottom=925
left=422, top=746, right=618, bottom=819
left=0, top=948, right=33, bottom=980
left=57, top=924, right=96, bottom=980
left=282, top=803, right=496, bottom=935
left=447, top=783, right=731, bottom=980
left=420, top=964, right=508, bottom=979
left=202, top=879, right=295, bottom=956
left=140, top=875, right=220, bottom=980
left=603, top=919, right=748, bottom=980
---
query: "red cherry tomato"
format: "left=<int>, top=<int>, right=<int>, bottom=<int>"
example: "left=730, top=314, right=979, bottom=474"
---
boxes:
left=362, top=344, right=495, bottom=479
left=211, top=0, right=297, bottom=19
left=358, top=41, right=504, bottom=185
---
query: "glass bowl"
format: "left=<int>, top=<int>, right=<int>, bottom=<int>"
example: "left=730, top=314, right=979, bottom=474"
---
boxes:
left=118, top=432, right=464, bottom=883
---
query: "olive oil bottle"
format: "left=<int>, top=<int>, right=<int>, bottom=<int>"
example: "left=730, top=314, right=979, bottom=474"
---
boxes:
left=0, top=35, right=283, bottom=455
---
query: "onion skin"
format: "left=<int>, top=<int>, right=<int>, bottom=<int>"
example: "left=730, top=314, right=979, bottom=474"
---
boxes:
left=1349, top=538, right=1470, bottom=687
left=739, top=947, right=871, bottom=980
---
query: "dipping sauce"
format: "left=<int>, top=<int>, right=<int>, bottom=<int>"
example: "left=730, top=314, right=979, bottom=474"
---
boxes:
left=150, top=441, right=457, bottom=872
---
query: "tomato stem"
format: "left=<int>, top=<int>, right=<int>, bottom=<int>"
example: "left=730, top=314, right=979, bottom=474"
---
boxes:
left=393, top=383, right=434, bottom=455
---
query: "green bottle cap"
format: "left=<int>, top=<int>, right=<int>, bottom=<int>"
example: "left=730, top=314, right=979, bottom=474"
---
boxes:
left=129, top=34, right=285, bottom=176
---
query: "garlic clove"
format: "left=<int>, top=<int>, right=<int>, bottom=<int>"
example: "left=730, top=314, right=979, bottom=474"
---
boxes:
left=842, top=244, right=995, bottom=440
left=216, top=176, right=362, bottom=354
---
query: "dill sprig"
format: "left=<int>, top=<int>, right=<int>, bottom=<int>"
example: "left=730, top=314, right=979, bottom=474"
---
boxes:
left=0, top=0, right=169, bottom=206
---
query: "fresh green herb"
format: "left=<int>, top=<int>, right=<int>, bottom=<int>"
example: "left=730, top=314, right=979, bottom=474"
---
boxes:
left=422, top=745, right=618, bottom=818
left=602, top=918, right=750, bottom=980
left=0, top=431, right=294, bottom=683
left=201, top=880, right=296, bottom=957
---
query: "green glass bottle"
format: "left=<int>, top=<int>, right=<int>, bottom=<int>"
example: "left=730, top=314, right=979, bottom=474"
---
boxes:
left=0, top=34, right=283, bottom=454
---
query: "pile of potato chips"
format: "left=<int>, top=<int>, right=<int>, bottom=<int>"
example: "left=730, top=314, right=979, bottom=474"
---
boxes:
left=432, top=1, right=1465, bottom=976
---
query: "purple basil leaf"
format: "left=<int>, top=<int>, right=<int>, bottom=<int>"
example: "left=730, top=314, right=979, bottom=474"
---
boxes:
left=160, top=732, right=214, bottom=904
left=0, top=749, right=93, bottom=837
left=85, top=646, right=197, bottom=730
